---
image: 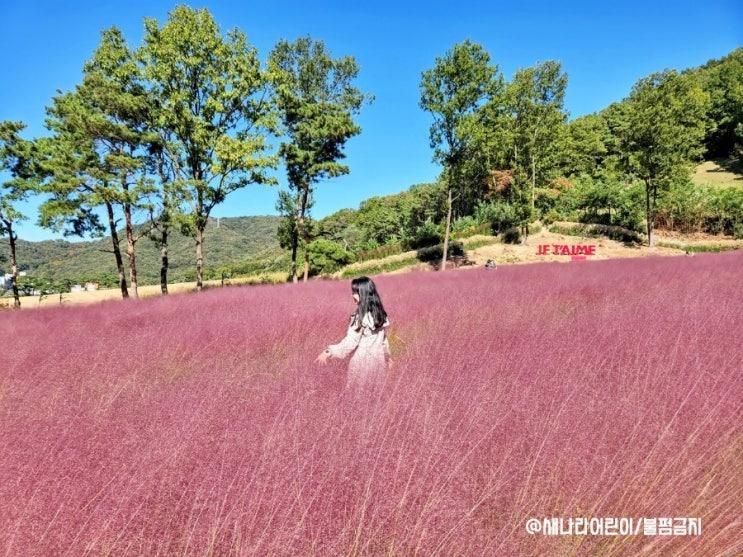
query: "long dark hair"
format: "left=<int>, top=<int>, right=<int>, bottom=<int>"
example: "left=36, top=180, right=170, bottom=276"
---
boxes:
left=351, top=276, right=388, bottom=331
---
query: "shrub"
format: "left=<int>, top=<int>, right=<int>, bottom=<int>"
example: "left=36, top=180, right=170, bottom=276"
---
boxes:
left=475, top=201, right=520, bottom=234
left=562, top=173, right=646, bottom=232
left=549, top=222, right=644, bottom=244
left=404, top=219, right=442, bottom=250
left=307, top=239, right=355, bottom=275
left=451, top=216, right=479, bottom=233
left=416, top=241, right=465, bottom=263
left=542, top=209, right=561, bottom=226
left=502, top=226, right=521, bottom=244
left=452, top=222, right=493, bottom=240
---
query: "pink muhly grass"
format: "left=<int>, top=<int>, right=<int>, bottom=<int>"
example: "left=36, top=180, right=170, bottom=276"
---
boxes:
left=0, top=251, right=740, bottom=555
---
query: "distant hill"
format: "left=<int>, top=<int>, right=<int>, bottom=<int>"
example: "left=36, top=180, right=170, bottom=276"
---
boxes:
left=1, top=216, right=284, bottom=285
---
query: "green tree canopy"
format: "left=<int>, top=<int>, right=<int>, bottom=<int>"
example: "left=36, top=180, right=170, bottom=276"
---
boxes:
left=139, top=5, right=278, bottom=289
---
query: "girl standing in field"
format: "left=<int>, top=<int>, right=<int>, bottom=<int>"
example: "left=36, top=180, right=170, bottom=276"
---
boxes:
left=315, top=276, right=392, bottom=390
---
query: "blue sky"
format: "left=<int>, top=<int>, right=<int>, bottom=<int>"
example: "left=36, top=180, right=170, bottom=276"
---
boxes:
left=1, top=0, right=740, bottom=241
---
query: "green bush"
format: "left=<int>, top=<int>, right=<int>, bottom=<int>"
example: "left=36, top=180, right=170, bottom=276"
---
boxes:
left=502, top=227, right=521, bottom=244
left=416, top=241, right=465, bottom=263
left=307, top=239, right=355, bottom=275
left=549, top=222, right=644, bottom=244
left=542, top=209, right=561, bottom=226
left=475, top=201, right=520, bottom=234
left=706, top=186, right=743, bottom=236
left=451, top=216, right=479, bottom=233
left=404, top=219, right=442, bottom=250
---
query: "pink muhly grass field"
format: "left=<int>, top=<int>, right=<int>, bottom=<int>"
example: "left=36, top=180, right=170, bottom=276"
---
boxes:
left=0, top=252, right=741, bottom=556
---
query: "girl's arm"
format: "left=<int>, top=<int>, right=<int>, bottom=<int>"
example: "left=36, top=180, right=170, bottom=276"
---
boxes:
left=325, top=322, right=363, bottom=359
left=383, top=334, right=391, bottom=359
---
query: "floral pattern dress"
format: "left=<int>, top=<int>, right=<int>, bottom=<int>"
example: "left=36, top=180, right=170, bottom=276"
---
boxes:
left=325, top=311, right=391, bottom=389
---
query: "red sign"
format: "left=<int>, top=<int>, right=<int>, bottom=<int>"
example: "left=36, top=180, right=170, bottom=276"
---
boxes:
left=536, top=244, right=596, bottom=256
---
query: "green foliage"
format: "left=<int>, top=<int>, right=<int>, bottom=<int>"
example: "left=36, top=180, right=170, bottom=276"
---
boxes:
left=275, top=189, right=303, bottom=253
left=0, top=121, right=33, bottom=236
left=420, top=40, right=503, bottom=215
left=502, top=227, right=521, bottom=244
left=452, top=221, right=492, bottom=239
left=475, top=200, right=520, bottom=234
left=404, top=219, right=442, bottom=250
left=563, top=174, right=646, bottom=232
left=307, top=238, right=354, bottom=275
left=548, top=222, right=644, bottom=244
left=704, top=186, right=743, bottom=236
left=622, top=71, right=710, bottom=188
left=268, top=36, right=370, bottom=278
left=316, top=208, right=362, bottom=250
left=416, top=241, right=465, bottom=263
left=39, top=27, right=155, bottom=239
left=355, top=195, right=405, bottom=246
left=139, top=5, right=278, bottom=285
left=451, top=215, right=479, bottom=232
left=507, top=61, right=569, bottom=199
left=268, top=37, right=369, bottom=187
left=654, top=179, right=743, bottom=236
left=693, top=48, right=743, bottom=160
left=563, top=114, right=611, bottom=176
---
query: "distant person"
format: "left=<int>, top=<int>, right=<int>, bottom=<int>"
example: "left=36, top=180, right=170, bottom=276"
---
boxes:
left=316, top=276, right=392, bottom=390
left=485, top=259, right=497, bottom=270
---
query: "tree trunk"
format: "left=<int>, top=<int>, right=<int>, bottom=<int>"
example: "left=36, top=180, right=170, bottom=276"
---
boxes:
left=531, top=155, right=536, bottom=213
left=123, top=203, right=138, bottom=299
left=160, top=228, right=169, bottom=295
left=645, top=180, right=654, bottom=248
left=290, top=194, right=301, bottom=284
left=290, top=230, right=299, bottom=284
left=195, top=226, right=204, bottom=291
left=441, top=187, right=453, bottom=272
left=298, top=187, right=310, bottom=283
left=7, top=222, right=20, bottom=309
left=106, top=201, right=129, bottom=299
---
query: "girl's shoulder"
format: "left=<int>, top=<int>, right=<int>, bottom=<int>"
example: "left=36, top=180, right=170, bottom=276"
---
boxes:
left=361, top=312, right=390, bottom=330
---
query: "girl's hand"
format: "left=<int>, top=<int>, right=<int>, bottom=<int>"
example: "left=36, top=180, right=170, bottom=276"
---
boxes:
left=387, top=358, right=395, bottom=373
left=316, top=351, right=330, bottom=365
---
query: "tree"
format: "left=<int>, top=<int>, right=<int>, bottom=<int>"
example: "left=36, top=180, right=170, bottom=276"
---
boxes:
left=694, top=48, right=743, bottom=160
left=146, top=170, right=179, bottom=295
left=563, top=114, right=610, bottom=177
left=621, top=71, right=710, bottom=246
left=317, top=208, right=362, bottom=251
left=268, top=37, right=369, bottom=282
left=139, top=5, right=277, bottom=290
left=0, top=121, right=34, bottom=308
left=40, top=27, right=154, bottom=299
left=82, top=28, right=155, bottom=298
left=275, top=188, right=303, bottom=275
left=420, top=40, right=500, bottom=270
left=307, top=238, right=354, bottom=275
left=506, top=61, right=568, bottom=215
left=40, top=94, right=130, bottom=299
